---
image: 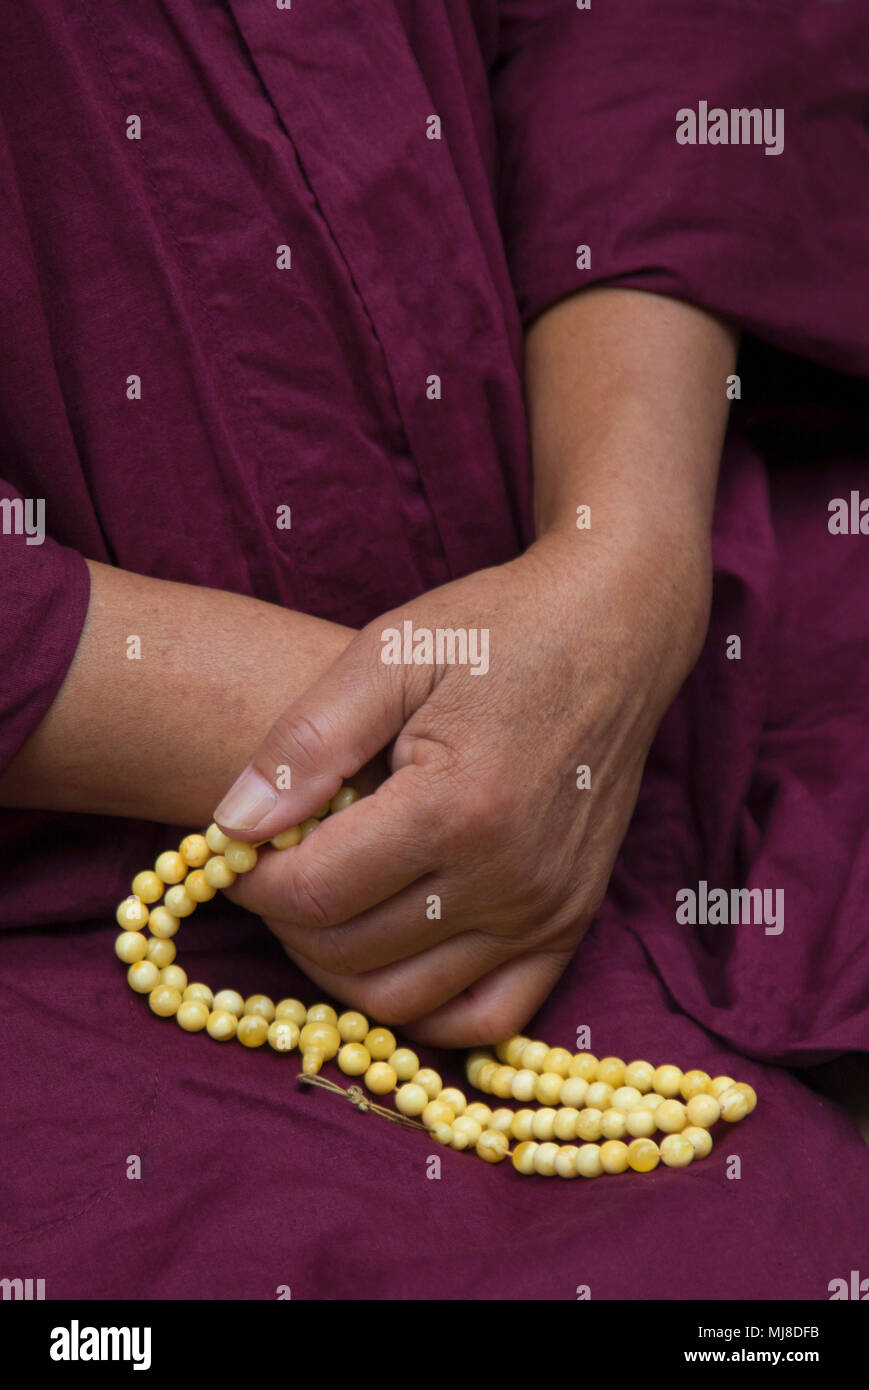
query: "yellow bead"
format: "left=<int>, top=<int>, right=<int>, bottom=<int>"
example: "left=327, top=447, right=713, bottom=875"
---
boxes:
left=575, top=1108, right=604, bottom=1142
left=625, top=1108, right=656, bottom=1138
left=475, top=1130, right=509, bottom=1164
left=237, top=1014, right=269, bottom=1048
left=148, top=906, right=180, bottom=939
left=206, top=1009, right=238, bottom=1041
left=177, top=1000, right=209, bottom=1032
left=302, top=1049, right=324, bottom=1075
left=182, top=983, right=213, bottom=1009
left=655, top=1099, right=687, bottom=1134
left=154, top=851, right=187, bottom=885
left=448, top=1126, right=471, bottom=1151
left=299, top=817, right=320, bottom=839
left=337, top=1043, right=370, bottom=1076
left=599, top=1108, right=628, bottom=1140
left=639, top=1092, right=664, bottom=1113
left=116, top=896, right=150, bottom=931
left=365, top=1062, right=397, bottom=1095
left=127, top=960, right=160, bottom=994
left=337, top=1010, right=369, bottom=1042
left=498, top=1036, right=531, bottom=1068
left=395, top=1083, right=428, bottom=1117
left=600, top=1139, right=630, bottom=1174
left=364, top=1027, right=397, bottom=1060
left=268, top=1020, right=300, bottom=1052
left=467, top=1056, right=492, bottom=1088
left=412, top=1069, right=442, bottom=1100
left=205, top=823, right=231, bottom=854
left=685, top=1094, right=720, bottom=1128
left=464, top=1103, right=492, bottom=1126
left=184, top=870, right=216, bottom=903
left=488, top=1108, right=515, bottom=1134
left=512, top=1141, right=538, bottom=1175
left=312, top=800, right=331, bottom=819
left=476, top=1061, right=499, bottom=1092
left=559, top=1076, right=589, bottom=1109
left=224, top=841, right=258, bottom=874
left=575, top=1143, right=604, bottom=1178
left=627, top=1138, right=660, bottom=1172
left=491, top=1066, right=517, bottom=1099
left=422, top=1100, right=455, bottom=1128
left=555, top=1145, right=581, bottom=1178
left=275, top=998, right=307, bottom=1025
left=624, top=1060, right=655, bottom=1092
left=382, top=1049, right=416, bottom=1082
left=510, top=1110, right=536, bottom=1142
left=305, top=1002, right=337, bottom=1024
left=718, top=1086, right=749, bottom=1122
left=270, top=825, right=302, bottom=850
left=683, top=1126, right=714, bottom=1159
left=145, top=937, right=176, bottom=968
left=454, top=1115, right=483, bottom=1146
left=534, top=1072, right=564, bottom=1106
left=585, top=1082, right=613, bottom=1111
left=510, top=1069, right=538, bottom=1103
left=569, top=1052, right=599, bottom=1081
left=149, top=984, right=182, bottom=1018
left=553, top=1107, right=581, bottom=1141
left=131, top=871, right=164, bottom=904
left=244, top=994, right=276, bottom=1022
left=163, top=885, right=196, bottom=919
left=179, top=834, right=210, bottom=868
left=542, top=1047, right=573, bottom=1078
left=707, top=1074, right=737, bottom=1100
left=330, top=786, right=359, bottom=813
left=660, top=1133, right=694, bottom=1167
left=531, top=1108, right=557, bottom=1141
left=518, top=1040, right=548, bottom=1073
left=653, top=1065, right=683, bottom=1098
left=732, top=1082, right=758, bottom=1115
left=611, top=1085, right=643, bottom=1113
left=298, top=1022, right=340, bottom=1059
left=213, top=989, right=245, bottom=1017
left=596, top=1056, right=626, bottom=1088
left=679, top=1069, right=711, bottom=1101
left=203, top=856, right=237, bottom=889
left=533, top=1141, right=559, bottom=1176
left=115, top=931, right=147, bottom=964
left=160, top=965, right=187, bottom=992
left=437, top=1087, right=466, bottom=1116
left=431, top=1123, right=454, bottom=1147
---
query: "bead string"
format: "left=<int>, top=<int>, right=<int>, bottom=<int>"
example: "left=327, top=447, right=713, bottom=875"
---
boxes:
left=113, top=783, right=758, bottom=1178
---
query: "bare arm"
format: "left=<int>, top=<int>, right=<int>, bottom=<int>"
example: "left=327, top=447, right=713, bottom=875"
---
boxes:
left=0, top=559, right=371, bottom=827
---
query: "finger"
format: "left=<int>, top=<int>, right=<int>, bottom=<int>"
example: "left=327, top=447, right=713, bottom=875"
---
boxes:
left=282, top=928, right=512, bottom=1026
left=223, top=766, right=444, bottom=929
left=213, top=624, right=432, bottom=840
left=399, top=951, right=570, bottom=1049
left=256, top=873, right=457, bottom=975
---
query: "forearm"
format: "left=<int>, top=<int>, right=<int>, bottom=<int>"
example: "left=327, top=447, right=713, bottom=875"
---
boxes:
left=525, top=286, right=738, bottom=558
left=0, top=559, right=360, bottom=826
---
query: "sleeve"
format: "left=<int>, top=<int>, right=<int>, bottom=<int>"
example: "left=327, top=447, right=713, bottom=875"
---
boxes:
left=490, top=0, right=869, bottom=377
left=0, top=484, right=91, bottom=778
left=0, top=109, right=92, bottom=778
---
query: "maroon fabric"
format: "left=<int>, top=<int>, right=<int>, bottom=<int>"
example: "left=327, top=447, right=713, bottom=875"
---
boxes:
left=1, top=1, right=867, bottom=1299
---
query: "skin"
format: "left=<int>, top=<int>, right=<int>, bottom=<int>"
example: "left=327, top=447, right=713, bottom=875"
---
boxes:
left=0, top=286, right=740, bottom=1049
left=216, top=288, right=740, bottom=1045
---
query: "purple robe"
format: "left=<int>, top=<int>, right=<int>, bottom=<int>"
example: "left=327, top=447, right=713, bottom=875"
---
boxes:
left=1, top=1, right=867, bottom=1299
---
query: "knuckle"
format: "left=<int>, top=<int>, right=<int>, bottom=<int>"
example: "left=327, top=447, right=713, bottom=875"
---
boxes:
left=268, top=709, right=332, bottom=778
left=285, top=861, right=334, bottom=929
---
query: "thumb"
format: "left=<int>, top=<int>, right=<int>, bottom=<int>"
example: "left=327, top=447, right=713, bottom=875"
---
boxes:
left=213, top=623, right=424, bottom=840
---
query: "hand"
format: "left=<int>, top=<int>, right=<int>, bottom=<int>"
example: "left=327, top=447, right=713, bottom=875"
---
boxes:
left=214, top=528, right=710, bottom=1046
